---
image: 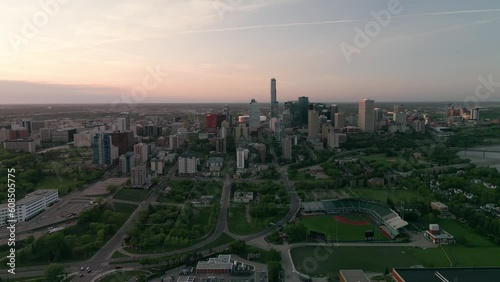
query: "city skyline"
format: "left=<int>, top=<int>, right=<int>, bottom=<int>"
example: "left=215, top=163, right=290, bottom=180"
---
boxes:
left=1, top=0, right=500, bottom=104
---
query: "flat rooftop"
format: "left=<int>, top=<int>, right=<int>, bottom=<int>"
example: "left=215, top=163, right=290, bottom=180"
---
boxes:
left=394, top=267, right=500, bottom=282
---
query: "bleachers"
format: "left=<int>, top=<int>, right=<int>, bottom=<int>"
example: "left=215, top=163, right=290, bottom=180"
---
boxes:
left=301, top=198, right=408, bottom=238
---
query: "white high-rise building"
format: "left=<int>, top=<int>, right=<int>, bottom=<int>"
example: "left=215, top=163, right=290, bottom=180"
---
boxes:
left=358, top=99, right=375, bottom=133
left=236, top=148, right=246, bottom=169
left=249, top=99, right=260, bottom=132
left=178, top=154, right=198, bottom=175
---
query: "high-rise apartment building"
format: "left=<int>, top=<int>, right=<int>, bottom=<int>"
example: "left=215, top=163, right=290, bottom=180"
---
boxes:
left=134, top=143, right=149, bottom=164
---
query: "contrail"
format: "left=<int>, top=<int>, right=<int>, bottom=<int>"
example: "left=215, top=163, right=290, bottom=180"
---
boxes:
left=164, top=8, right=500, bottom=36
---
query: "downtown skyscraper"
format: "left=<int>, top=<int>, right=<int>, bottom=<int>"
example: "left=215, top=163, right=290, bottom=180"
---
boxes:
left=270, top=78, right=279, bottom=118
left=358, top=99, right=375, bottom=133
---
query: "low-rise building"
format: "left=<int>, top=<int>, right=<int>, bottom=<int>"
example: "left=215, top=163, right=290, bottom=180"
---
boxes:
left=206, top=157, right=224, bottom=177
left=3, top=139, right=36, bottom=153
left=234, top=191, right=254, bottom=203
left=424, top=224, right=455, bottom=244
left=0, top=189, right=58, bottom=226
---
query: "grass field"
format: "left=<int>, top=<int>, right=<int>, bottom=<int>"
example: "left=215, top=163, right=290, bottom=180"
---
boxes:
left=292, top=245, right=500, bottom=280
left=113, top=188, right=151, bottom=202
left=227, top=206, right=287, bottom=235
left=299, top=214, right=387, bottom=241
left=37, top=176, right=79, bottom=195
left=351, top=188, right=430, bottom=203
left=99, top=270, right=149, bottom=282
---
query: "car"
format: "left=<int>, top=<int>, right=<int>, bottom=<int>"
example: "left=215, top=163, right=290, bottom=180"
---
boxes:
left=79, top=273, right=83, bottom=277
left=80, top=267, right=84, bottom=271
left=115, top=266, right=122, bottom=269
left=87, top=269, right=92, bottom=273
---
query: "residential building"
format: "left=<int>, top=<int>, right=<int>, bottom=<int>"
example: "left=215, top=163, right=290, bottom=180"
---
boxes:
left=93, top=132, right=119, bottom=166
left=169, top=134, right=178, bottom=150
left=233, top=191, right=254, bottom=203
left=119, top=152, right=137, bottom=174
left=178, top=153, right=198, bottom=175
left=134, top=143, right=149, bottom=163
left=131, top=165, right=147, bottom=187
left=117, top=113, right=130, bottom=132
left=358, top=99, right=375, bottom=132
left=235, top=123, right=249, bottom=140
left=74, top=132, right=94, bottom=147
left=40, top=128, right=52, bottom=142
left=206, top=157, right=224, bottom=177
left=216, top=138, right=227, bottom=154
left=151, top=157, right=165, bottom=175
left=236, top=148, right=246, bottom=169
left=3, top=139, right=36, bottom=153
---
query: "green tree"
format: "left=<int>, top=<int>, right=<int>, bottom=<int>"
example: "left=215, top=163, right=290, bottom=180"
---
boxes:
left=44, top=263, right=65, bottom=282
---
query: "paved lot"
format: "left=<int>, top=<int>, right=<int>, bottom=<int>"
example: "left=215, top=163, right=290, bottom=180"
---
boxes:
left=83, top=178, right=128, bottom=196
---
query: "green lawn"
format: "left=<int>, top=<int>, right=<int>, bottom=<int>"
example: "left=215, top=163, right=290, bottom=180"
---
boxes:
left=299, top=214, right=387, bottom=241
left=292, top=245, right=500, bottom=280
left=112, top=202, right=138, bottom=214
left=351, top=188, right=430, bottom=203
left=227, top=206, right=287, bottom=235
left=113, top=188, right=151, bottom=202
left=99, top=270, right=149, bottom=282
left=111, top=250, right=130, bottom=259
left=194, top=232, right=235, bottom=252
left=36, top=176, right=79, bottom=195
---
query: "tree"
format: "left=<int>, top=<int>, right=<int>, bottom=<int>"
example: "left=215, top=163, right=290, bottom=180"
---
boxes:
left=229, top=240, right=247, bottom=257
left=267, top=261, right=282, bottom=282
left=44, top=263, right=65, bottom=282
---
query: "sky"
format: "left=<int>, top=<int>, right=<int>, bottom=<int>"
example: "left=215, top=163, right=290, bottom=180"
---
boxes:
left=1, top=0, right=500, bottom=104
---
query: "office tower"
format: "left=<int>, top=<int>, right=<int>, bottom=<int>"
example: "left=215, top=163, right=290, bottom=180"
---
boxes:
left=334, top=113, right=345, bottom=129
left=235, top=123, right=249, bottom=140
left=282, top=136, right=292, bottom=161
left=308, top=109, right=319, bottom=139
left=471, top=108, right=480, bottom=120
left=298, top=96, right=309, bottom=125
left=329, top=104, right=339, bottom=124
left=271, top=78, right=279, bottom=118
left=216, top=138, right=227, bottom=154
left=110, top=131, right=134, bottom=155
left=236, top=148, right=246, bottom=169
left=134, top=143, right=149, bottom=163
left=223, top=104, right=232, bottom=126
left=131, top=165, right=147, bottom=187
left=74, top=132, right=94, bottom=147
left=249, top=99, right=260, bottom=132
left=178, top=153, right=198, bottom=175
left=205, top=113, right=218, bottom=129
left=93, top=132, right=118, bottom=166
left=358, top=99, right=375, bottom=133
left=393, top=105, right=405, bottom=114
